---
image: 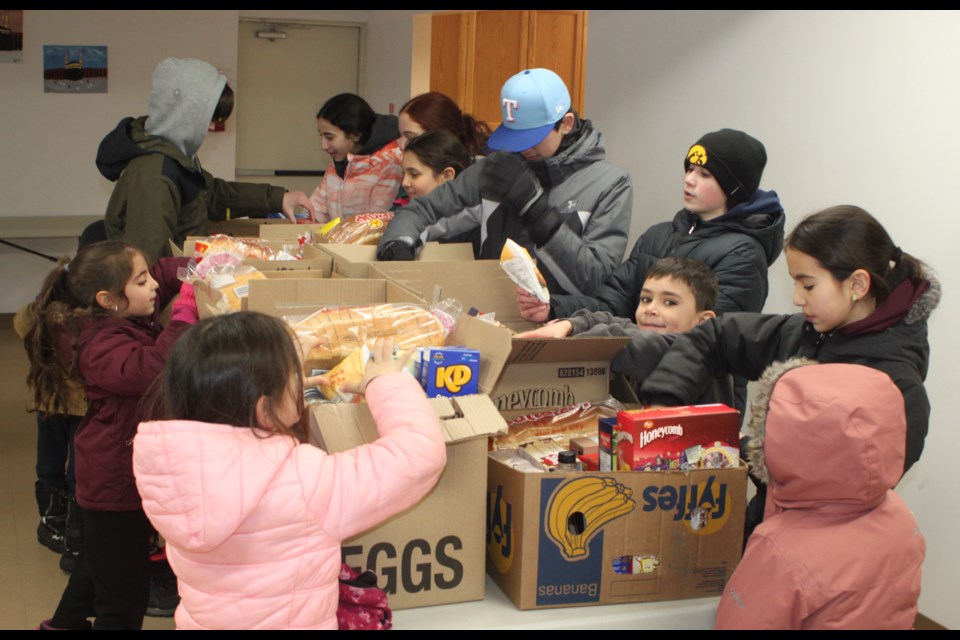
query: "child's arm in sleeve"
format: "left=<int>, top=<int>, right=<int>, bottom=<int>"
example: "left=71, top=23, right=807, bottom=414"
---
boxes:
left=299, top=372, right=447, bottom=541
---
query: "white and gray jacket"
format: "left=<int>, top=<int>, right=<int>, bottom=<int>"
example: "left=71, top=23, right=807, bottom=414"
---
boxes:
left=378, top=118, right=633, bottom=296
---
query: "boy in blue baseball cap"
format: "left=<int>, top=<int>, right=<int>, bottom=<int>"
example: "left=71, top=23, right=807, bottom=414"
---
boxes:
left=378, top=68, right=632, bottom=298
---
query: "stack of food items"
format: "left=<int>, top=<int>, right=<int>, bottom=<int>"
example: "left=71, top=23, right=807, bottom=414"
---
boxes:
left=291, top=301, right=475, bottom=404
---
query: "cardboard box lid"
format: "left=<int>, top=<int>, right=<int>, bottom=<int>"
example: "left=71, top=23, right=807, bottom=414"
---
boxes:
left=315, top=242, right=474, bottom=278
left=370, top=260, right=529, bottom=326
left=246, top=278, right=423, bottom=316
left=310, top=393, right=507, bottom=452
left=449, top=314, right=631, bottom=396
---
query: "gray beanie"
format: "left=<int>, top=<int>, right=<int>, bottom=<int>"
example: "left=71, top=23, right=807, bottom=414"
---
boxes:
left=145, top=58, right=227, bottom=159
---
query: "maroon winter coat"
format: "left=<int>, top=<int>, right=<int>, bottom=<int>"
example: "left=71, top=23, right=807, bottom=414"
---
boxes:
left=67, top=256, right=191, bottom=511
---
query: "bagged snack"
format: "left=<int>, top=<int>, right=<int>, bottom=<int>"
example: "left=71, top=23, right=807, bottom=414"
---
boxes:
left=323, top=212, right=394, bottom=245
left=319, top=345, right=370, bottom=403
left=193, top=234, right=275, bottom=261
left=500, top=238, right=549, bottom=304
left=291, top=303, right=446, bottom=370
left=491, top=398, right=625, bottom=451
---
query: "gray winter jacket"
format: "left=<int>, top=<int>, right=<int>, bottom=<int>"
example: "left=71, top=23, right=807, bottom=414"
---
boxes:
left=377, top=118, right=632, bottom=296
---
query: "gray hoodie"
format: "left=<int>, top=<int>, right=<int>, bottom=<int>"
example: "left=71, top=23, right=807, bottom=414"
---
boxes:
left=145, top=58, right=226, bottom=159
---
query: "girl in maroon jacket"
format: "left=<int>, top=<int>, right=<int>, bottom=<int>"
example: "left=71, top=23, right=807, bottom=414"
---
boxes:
left=26, top=240, right=198, bottom=630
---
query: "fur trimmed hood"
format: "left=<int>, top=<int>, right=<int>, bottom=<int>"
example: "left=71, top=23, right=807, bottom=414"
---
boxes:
left=744, top=359, right=906, bottom=513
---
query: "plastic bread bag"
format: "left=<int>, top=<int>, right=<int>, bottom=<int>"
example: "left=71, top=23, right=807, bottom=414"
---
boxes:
left=491, top=397, right=626, bottom=451
left=324, top=212, right=394, bottom=245
left=190, top=264, right=266, bottom=314
left=315, top=217, right=342, bottom=243
left=500, top=238, right=549, bottom=304
left=289, top=303, right=447, bottom=370
left=318, top=345, right=370, bottom=403
left=192, top=234, right=276, bottom=261
left=431, top=297, right=463, bottom=338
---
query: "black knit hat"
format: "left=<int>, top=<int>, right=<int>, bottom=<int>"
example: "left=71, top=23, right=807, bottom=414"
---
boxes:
left=684, top=129, right=767, bottom=208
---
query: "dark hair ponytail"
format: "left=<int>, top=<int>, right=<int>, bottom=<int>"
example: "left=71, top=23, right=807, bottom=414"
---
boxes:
left=786, top=205, right=925, bottom=305
left=24, top=240, right=141, bottom=414
left=316, top=93, right=376, bottom=146
left=404, top=130, right=473, bottom=178
left=399, top=92, right=491, bottom=156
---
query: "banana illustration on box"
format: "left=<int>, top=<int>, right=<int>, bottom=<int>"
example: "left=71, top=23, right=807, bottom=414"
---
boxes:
left=545, top=476, right=636, bottom=559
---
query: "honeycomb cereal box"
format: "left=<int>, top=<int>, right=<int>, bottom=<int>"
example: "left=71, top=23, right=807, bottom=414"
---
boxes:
left=615, top=404, right=740, bottom=471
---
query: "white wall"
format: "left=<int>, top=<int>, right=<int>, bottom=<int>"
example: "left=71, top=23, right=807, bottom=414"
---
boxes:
left=586, top=10, right=958, bottom=628
left=0, top=10, right=416, bottom=313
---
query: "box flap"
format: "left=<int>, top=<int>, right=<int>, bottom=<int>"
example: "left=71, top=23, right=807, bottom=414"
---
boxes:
left=506, top=335, right=632, bottom=365
left=246, top=278, right=424, bottom=316
left=310, top=393, right=506, bottom=453
left=259, top=223, right=331, bottom=239
left=448, top=314, right=512, bottom=395
left=370, top=260, right=528, bottom=325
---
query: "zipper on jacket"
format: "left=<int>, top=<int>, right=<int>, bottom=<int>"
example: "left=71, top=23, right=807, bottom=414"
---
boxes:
left=688, top=220, right=697, bottom=235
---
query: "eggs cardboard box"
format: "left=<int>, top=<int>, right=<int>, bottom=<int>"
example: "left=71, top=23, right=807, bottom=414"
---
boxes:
left=310, top=392, right=508, bottom=609
left=447, top=314, right=633, bottom=412
left=485, top=457, right=747, bottom=609
left=616, top=405, right=741, bottom=472
left=312, top=242, right=474, bottom=279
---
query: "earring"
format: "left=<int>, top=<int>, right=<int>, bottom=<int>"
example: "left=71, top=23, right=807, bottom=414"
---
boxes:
left=851, top=294, right=858, bottom=302
left=113, top=305, right=119, bottom=311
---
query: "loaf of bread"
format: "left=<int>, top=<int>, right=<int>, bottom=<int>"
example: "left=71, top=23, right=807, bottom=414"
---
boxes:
left=293, top=303, right=446, bottom=368
left=322, top=212, right=394, bottom=245
left=208, top=269, right=267, bottom=313
left=194, top=234, right=275, bottom=261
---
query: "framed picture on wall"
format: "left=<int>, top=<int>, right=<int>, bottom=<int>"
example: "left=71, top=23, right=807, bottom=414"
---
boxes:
left=0, top=10, right=24, bottom=63
left=43, top=44, right=107, bottom=93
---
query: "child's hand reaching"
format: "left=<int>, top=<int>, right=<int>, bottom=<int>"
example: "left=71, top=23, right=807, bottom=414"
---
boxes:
left=356, top=337, right=414, bottom=394
left=514, top=319, right=573, bottom=339
left=171, top=282, right=199, bottom=325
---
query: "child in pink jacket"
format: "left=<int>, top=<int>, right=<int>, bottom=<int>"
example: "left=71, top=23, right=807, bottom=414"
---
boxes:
left=133, top=313, right=446, bottom=630
left=715, top=360, right=925, bottom=630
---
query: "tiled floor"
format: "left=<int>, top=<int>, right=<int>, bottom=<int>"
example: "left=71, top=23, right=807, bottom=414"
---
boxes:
left=0, top=317, right=173, bottom=630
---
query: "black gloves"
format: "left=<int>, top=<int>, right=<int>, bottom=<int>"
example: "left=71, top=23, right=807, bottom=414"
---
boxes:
left=481, top=152, right=564, bottom=245
left=376, top=238, right=416, bottom=261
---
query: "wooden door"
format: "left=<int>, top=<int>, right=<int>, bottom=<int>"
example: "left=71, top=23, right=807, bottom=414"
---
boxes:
left=527, top=10, right=587, bottom=115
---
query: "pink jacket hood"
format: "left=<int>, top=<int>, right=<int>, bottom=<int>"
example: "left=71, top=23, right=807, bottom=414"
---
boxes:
left=743, top=359, right=905, bottom=516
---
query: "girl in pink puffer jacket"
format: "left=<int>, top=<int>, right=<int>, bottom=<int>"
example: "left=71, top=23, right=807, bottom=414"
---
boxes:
left=133, top=313, right=446, bottom=629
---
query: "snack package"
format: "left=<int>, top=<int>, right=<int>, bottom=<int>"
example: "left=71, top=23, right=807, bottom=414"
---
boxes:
left=500, top=238, right=549, bottom=304
left=204, top=267, right=267, bottom=313
left=193, top=234, right=275, bottom=261
left=322, top=212, right=394, bottom=245
left=491, top=398, right=625, bottom=451
left=290, top=303, right=447, bottom=370
left=319, top=345, right=370, bottom=403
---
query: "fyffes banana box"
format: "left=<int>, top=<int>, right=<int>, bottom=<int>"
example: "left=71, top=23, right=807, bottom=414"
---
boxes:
left=417, top=346, right=481, bottom=398
left=615, top=404, right=740, bottom=471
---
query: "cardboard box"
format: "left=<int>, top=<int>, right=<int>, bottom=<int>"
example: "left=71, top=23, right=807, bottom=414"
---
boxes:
left=315, top=242, right=474, bottom=279
left=170, top=237, right=333, bottom=276
left=258, top=222, right=332, bottom=240
left=616, top=405, right=741, bottom=471
left=206, top=217, right=288, bottom=237
left=448, top=314, right=632, bottom=411
left=244, top=277, right=424, bottom=317
left=370, top=260, right=529, bottom=329
left=486, top=458, right=747, bottom=609
left=311, top=394, right=508, bottom=610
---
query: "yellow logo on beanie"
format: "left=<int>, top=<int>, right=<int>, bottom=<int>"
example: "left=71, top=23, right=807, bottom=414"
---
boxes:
left=687, top=144, right=708, bottom=166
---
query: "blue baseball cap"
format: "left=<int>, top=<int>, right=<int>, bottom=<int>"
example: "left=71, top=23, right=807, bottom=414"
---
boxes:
left=487, top=68, right=572, bottom=153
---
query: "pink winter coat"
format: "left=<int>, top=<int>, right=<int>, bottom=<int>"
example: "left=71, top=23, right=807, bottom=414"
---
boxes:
left=132, top=373, right=446, bottom=630
left=715, top=360, right=925, bottom=630
left=309, top=139, right=403, bottom=223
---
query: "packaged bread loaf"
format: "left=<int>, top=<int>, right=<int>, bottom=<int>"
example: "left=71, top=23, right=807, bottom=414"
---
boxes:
left=194, top=234, right=275, bottom=261
left=500, top=238, right=549, bottom=303
left=292, top=303, right=446, bottom=369
left=206, top=268, right=267, bottom=313
left=322, top=212, right=394, bottom=245
left=491, top=399, right=624, bottom=451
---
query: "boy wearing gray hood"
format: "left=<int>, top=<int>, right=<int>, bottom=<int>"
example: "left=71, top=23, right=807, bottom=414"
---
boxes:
left=96, top=57, right=314, bottom=263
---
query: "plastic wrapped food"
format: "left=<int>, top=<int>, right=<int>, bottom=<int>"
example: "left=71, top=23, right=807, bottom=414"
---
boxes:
left=290, top=303, right=447, bottom=369
left=500, top=238, right=549, bottom=304
left=491, top=398, right=625, bottom=451
left=322, top=212, right=394, bottom=245
left=193, top=234, right=276, bottom=261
